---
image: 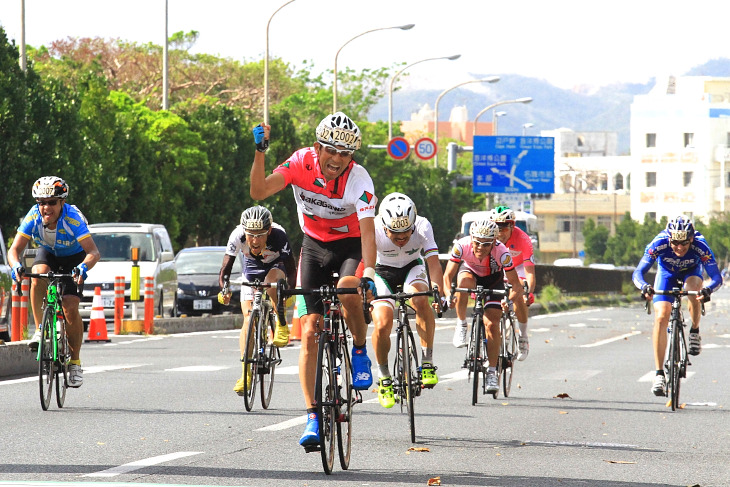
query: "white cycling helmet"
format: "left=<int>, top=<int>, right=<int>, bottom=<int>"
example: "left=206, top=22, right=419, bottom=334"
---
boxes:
left=379, top=192, right=417, bottom=233
left=315, top=112, right=362, bottom=151
left=32, top=176, right=69, bottom=199
left=666, top=215, right=694, bottom=241
left=240, top=205, right=272, bottom=234
left=490, top=205, right=516, bottom=224
left=469, top=219, right=498, bottom=241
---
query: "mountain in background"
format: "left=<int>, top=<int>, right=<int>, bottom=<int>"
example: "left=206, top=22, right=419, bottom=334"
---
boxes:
left=368, top=58, right=730, bottom=155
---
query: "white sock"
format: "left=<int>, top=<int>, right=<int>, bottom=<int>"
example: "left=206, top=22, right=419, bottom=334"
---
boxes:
left=519, top=321, right=528, bottom=337
left=457, top=320, right=467, bottom=327
left=378, top=364, right=391, bottom=378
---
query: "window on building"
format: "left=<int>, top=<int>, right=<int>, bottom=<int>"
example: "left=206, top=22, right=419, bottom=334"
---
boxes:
left=558, top=216, right=585, bottom=233
left=683, top=171, right=693, bottom=187
left=614, top=173, right=624, bottom=190
left=599, top=174, right=608, bottom=191
left=683, top=133, right=694, bottom=147
left=726, top=132, right=730, bottom=147
left=597, top=216, right=612, bottom=229
left=646, top=172, right=657, bottom=187
left=647, top=212, right=657, bottom=222
left=726, top=172, right=730, bottom=187
left=646, top=133, right=656, bottom=148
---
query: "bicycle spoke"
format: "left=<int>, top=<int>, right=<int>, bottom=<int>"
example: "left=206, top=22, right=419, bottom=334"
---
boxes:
left=406, top=328, right=419, bottom=443
left=260, top=312, right=277, bottom=409
left=471, top=314, right=482, bottom=406
left=242, top=310, right=259, bottom=411
left=38, top=307, right=55, bottom=411
left=337, top=333, right=353, bottom=470
left=316, top=336, right=336, bottom=474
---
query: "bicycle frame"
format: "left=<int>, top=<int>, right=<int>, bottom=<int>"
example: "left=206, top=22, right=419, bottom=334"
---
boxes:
left=498, top=283, right=519, bottom=398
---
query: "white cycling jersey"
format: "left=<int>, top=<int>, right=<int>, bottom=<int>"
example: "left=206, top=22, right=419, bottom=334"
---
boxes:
left=375, top=216, right=439, bottom=267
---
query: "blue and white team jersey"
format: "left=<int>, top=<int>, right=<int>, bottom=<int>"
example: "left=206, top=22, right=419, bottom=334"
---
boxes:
left=632, top=230, right=723, bottom=292
left=17, top=203, right=91, bottom=257
left=224, top=223, right=292, bottom=280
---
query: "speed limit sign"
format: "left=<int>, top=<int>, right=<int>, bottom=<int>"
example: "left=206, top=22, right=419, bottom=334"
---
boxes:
left=414, top=137, right=437, bottom=160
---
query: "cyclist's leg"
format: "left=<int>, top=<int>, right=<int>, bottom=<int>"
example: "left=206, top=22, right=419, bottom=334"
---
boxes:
left=684, top=273, right=703, bottom=355
left=406, top=271, right=438, bottom=386
left=234, top=297, right=254, bottom=395
left=371, top=302, right=395, bottom=408
left=264, top=266, right=289, bottom=347
left=484, top=307, right=502, bottom=368
left=29, top=261, right=51, bottom=347
left=452, top=269, right=475, bottom=348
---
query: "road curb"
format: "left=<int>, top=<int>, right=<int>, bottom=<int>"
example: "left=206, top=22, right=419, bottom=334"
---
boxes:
left=0, top=341, right=38, bottom=378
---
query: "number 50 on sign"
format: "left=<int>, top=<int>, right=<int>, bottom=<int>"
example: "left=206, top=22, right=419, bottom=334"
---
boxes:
left=414, top=137, right=437, bottom=160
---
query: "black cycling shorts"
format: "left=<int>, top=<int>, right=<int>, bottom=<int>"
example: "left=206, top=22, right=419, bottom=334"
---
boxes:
left=462, top=270, right=505, bottom=310
left=297, top=234, right=361, bottom=316
left=33, top=247, right=85, bottom=298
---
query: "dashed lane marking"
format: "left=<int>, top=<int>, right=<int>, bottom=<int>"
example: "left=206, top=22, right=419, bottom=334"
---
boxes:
left=83, top=451, right=203, bottom=478
left=580, top=330, right=642, bottom=347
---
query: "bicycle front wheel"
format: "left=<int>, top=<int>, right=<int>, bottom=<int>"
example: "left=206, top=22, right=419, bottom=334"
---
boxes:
left=337, top=334, right=353, bottom=470
left=470, top=313, right=484, bottom=406
left=55, top=317, right=69, bottom=408
left=404, top=326, right=419, bottom=443
left=315, top=334, right=336, bottom=474
left=668, top=319, right=682, bottom=411
left=502, top=314, right=518, bottom=398
left=260, top=311, right=278, bottom=409
left=38, top=307, right=55, bottom=411
left=242, top=310, right=260, bottom=412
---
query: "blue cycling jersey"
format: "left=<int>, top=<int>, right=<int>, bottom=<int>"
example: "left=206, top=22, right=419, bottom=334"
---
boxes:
left=16, top=203, right=91, bottom=257
left=632, top=230, right=723, bottom=292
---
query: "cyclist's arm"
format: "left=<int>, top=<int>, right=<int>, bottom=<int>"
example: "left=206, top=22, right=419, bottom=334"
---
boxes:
left=425, top=254, right=444, bottom=294
left=523, top=261, right=536, bottom=294
left=505, top=268, right=524, bottom=302
left=359, top=216, right=377, bottom=274
left=283, top=252, right=297, bottom=289
left=7, top=233, right=30, bottom=269
left=632, top=253, right=655, bottom=290
left=219, top=254, right=237, bottom=288
left=443, top=260, right=459, bottom=299
left=79, top=235, right=101, bottom=270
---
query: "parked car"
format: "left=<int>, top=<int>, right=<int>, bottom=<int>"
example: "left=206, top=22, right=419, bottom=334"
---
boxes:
left=79, top=223, right=178, bottom=321
left=174, top=246, right=243, bottom=316
left=0, top=225, right=12, bottom=341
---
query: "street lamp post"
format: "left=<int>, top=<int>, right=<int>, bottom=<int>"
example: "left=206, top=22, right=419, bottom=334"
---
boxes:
left=334, top=23, right=415, bottom=113
left=473, top=97, right=533, bottom=136
left=162, top=0, right=169, bottom=110
left=19, top=0, right=26, bottom=71
left=434, top=76, right=500, bottom=168
left=522, top=122, right=534, bottom=136
left=492, top=111, right=507, bottom=136
left=264, top=0, right=297, bottom=125
left=388, top=54, right=460, bottom=140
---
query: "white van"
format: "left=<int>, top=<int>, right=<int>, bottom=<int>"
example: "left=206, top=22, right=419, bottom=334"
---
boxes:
left=459, top=210, right=539, bottom=248
left=79, top=223, right=178, bottom=321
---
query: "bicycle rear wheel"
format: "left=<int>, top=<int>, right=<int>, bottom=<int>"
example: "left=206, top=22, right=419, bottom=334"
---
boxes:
left=668, top=319, right=682, bottom=411
left=404, top=327, right=419, bottom=443
left=337, top=333, right=353, bottom=470
left=260, top=311, right=278, bottom=409
left=55, top=317, right=69, bottom=408
left=502, top=314, right=518, bottom=398
left=38, top=307, right=55, bottom=411
left=470, top=313, right=484, bottom=406
left=315, top=334, right=336, bottom=474
left=242, top=310, right=260, bottom=412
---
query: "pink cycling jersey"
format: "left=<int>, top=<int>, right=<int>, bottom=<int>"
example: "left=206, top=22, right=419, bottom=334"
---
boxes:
left=273, top=147, right=377, bottom=242
left=450, top=235, right=515, bottom=276
left=504, top=226, right=534, bottom=273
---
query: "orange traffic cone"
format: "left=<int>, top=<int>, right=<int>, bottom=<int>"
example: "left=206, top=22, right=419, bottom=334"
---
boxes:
left=289, top=301, right=301, bottom=341
left=86, top=286, right=111, bottom=343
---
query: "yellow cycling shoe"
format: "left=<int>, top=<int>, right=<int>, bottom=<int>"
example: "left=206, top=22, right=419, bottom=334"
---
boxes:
left=421, top=364, right=439, bottom=388
left=378, top=377, right=395, bottom=409
left=233, top=363, right=252, bottom=395
left=272, top=320, right=290, bottom=348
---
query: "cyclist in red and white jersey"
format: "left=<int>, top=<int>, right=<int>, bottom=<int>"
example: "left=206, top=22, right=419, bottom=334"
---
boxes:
left=443, top=219, right=523, bottom=393
left=249, top=112, right=377, bottom=448
left=490, top=205, right=535, bottom=360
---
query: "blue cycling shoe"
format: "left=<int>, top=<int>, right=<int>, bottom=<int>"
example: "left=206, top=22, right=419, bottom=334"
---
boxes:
left=299, top=412, right=320, bottom=446
left=351, top=346, right=373, bottom=390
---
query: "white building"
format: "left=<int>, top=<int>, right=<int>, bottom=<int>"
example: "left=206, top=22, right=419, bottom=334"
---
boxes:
left=630, top=76, right=730, bottom=223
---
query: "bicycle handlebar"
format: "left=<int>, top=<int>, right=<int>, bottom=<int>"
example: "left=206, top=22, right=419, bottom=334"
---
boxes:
left=279, top=284, right=371, bottom=323
left=643, top=288, right=705, bottom=316
left=16, top=272, right=79, bottom=298
left=376, top=287, right=443, bottom=318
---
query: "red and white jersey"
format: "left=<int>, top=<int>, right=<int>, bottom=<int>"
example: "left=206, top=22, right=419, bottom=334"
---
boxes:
left=274, top=147, right=377, bottom=242
left=503, top=226, right=534, bottom=279
left=375, top=216, right=439, bottom=267
left=450, top=235, right=515, bottom=277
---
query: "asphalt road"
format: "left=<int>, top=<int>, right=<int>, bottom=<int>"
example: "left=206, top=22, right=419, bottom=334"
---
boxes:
left=2, top=289, right=730, bottom=487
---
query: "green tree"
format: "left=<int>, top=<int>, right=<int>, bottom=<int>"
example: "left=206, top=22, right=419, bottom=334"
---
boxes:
left=582, top=218, right=609, bottom=264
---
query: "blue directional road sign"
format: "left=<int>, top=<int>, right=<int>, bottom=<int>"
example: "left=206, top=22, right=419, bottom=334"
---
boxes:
left=472, top=136, right=555, bottom=194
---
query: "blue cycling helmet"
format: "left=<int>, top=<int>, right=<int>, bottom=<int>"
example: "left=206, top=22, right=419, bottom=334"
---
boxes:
left=666, top=215, right=694, bottom=241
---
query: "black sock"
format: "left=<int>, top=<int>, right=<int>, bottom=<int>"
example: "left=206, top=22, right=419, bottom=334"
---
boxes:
left=353, top=342, right=366, bottom=350
left=307, top=407, right=317, bottom=414
left=656, top=370, right=664, bottom=376
left=691, top=326, right=700, bottom=334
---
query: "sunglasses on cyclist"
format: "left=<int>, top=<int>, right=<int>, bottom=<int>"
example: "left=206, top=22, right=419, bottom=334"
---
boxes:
left=36, top=199, right=60, bottom=207
left=319, top=142, right=354, bottom=158
left=670, top=239, right=691, bottom=246
left=472, top=239, right=494, bottom=248
left=496, top=222, right=511, bottom=229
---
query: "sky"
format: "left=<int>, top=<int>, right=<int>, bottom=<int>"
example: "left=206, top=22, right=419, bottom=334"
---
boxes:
left=2, top=0, right=729, bottom=92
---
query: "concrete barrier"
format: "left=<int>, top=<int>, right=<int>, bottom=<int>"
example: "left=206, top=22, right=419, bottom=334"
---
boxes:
left=0, top=341, right=38, bottom=378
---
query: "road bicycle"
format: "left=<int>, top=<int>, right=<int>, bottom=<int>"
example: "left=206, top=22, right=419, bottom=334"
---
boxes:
left=377, top=286, right=442, bottom=443
left=19, top=271, right=79, bottom=411
left=645, top=287, right=704, bottom=411
left=232, top=278, right=283, bottom=412
left=452, top=284, right=507, bottom=405
left=496, top=283, right=519, bottom=399
left=279, top=282, right=368, bottom=474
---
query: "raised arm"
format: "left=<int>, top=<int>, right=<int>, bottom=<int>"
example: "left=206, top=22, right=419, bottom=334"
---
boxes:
left=249, top=124, right=287, bottom=200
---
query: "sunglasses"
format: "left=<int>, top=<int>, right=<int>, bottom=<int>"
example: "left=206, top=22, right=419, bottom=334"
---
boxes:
left=36, top=199, right=60, bottom=207
left=496, top=222, right=511, bottom=229
left=319, top=142, right=354, bottom=157
left=472, top=239, right=494, bottom=248
left=670, top=239, right=691, bottom=246
left=245, top=231, right=269, bottom=239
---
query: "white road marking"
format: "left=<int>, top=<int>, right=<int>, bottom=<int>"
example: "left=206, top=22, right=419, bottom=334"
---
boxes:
left=580, top=331, right=642, bottom=347
left=0, top=364, right=149, bottom=385
left=275, top=365, right=299, bottom=374
left=638, top=370, right=695, bottom=382
left=106, top=336, right=165, bottom=346
left=569, top=323, right=587, bottom=328
left=256, top=414, right=308, bottom=431
left=542, top=370, right=601, bottom=381
left=165, top=365, right=228, bottom=372
left=83, top=451, right=203, bottom=477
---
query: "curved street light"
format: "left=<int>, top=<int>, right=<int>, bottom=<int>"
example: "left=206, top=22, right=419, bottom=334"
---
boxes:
left=473, top=97, right=533, bottom=136
left=493, top=111, right=507, bottom=135
left=522, top=122, right=535, bottom=135
left=388, top=54, right=461, bottom=140
left=264, top=0, right=297, bottom=125
left=433, top=76, right=500, bottom=167
left=333, top=23, right=415, bottom=113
